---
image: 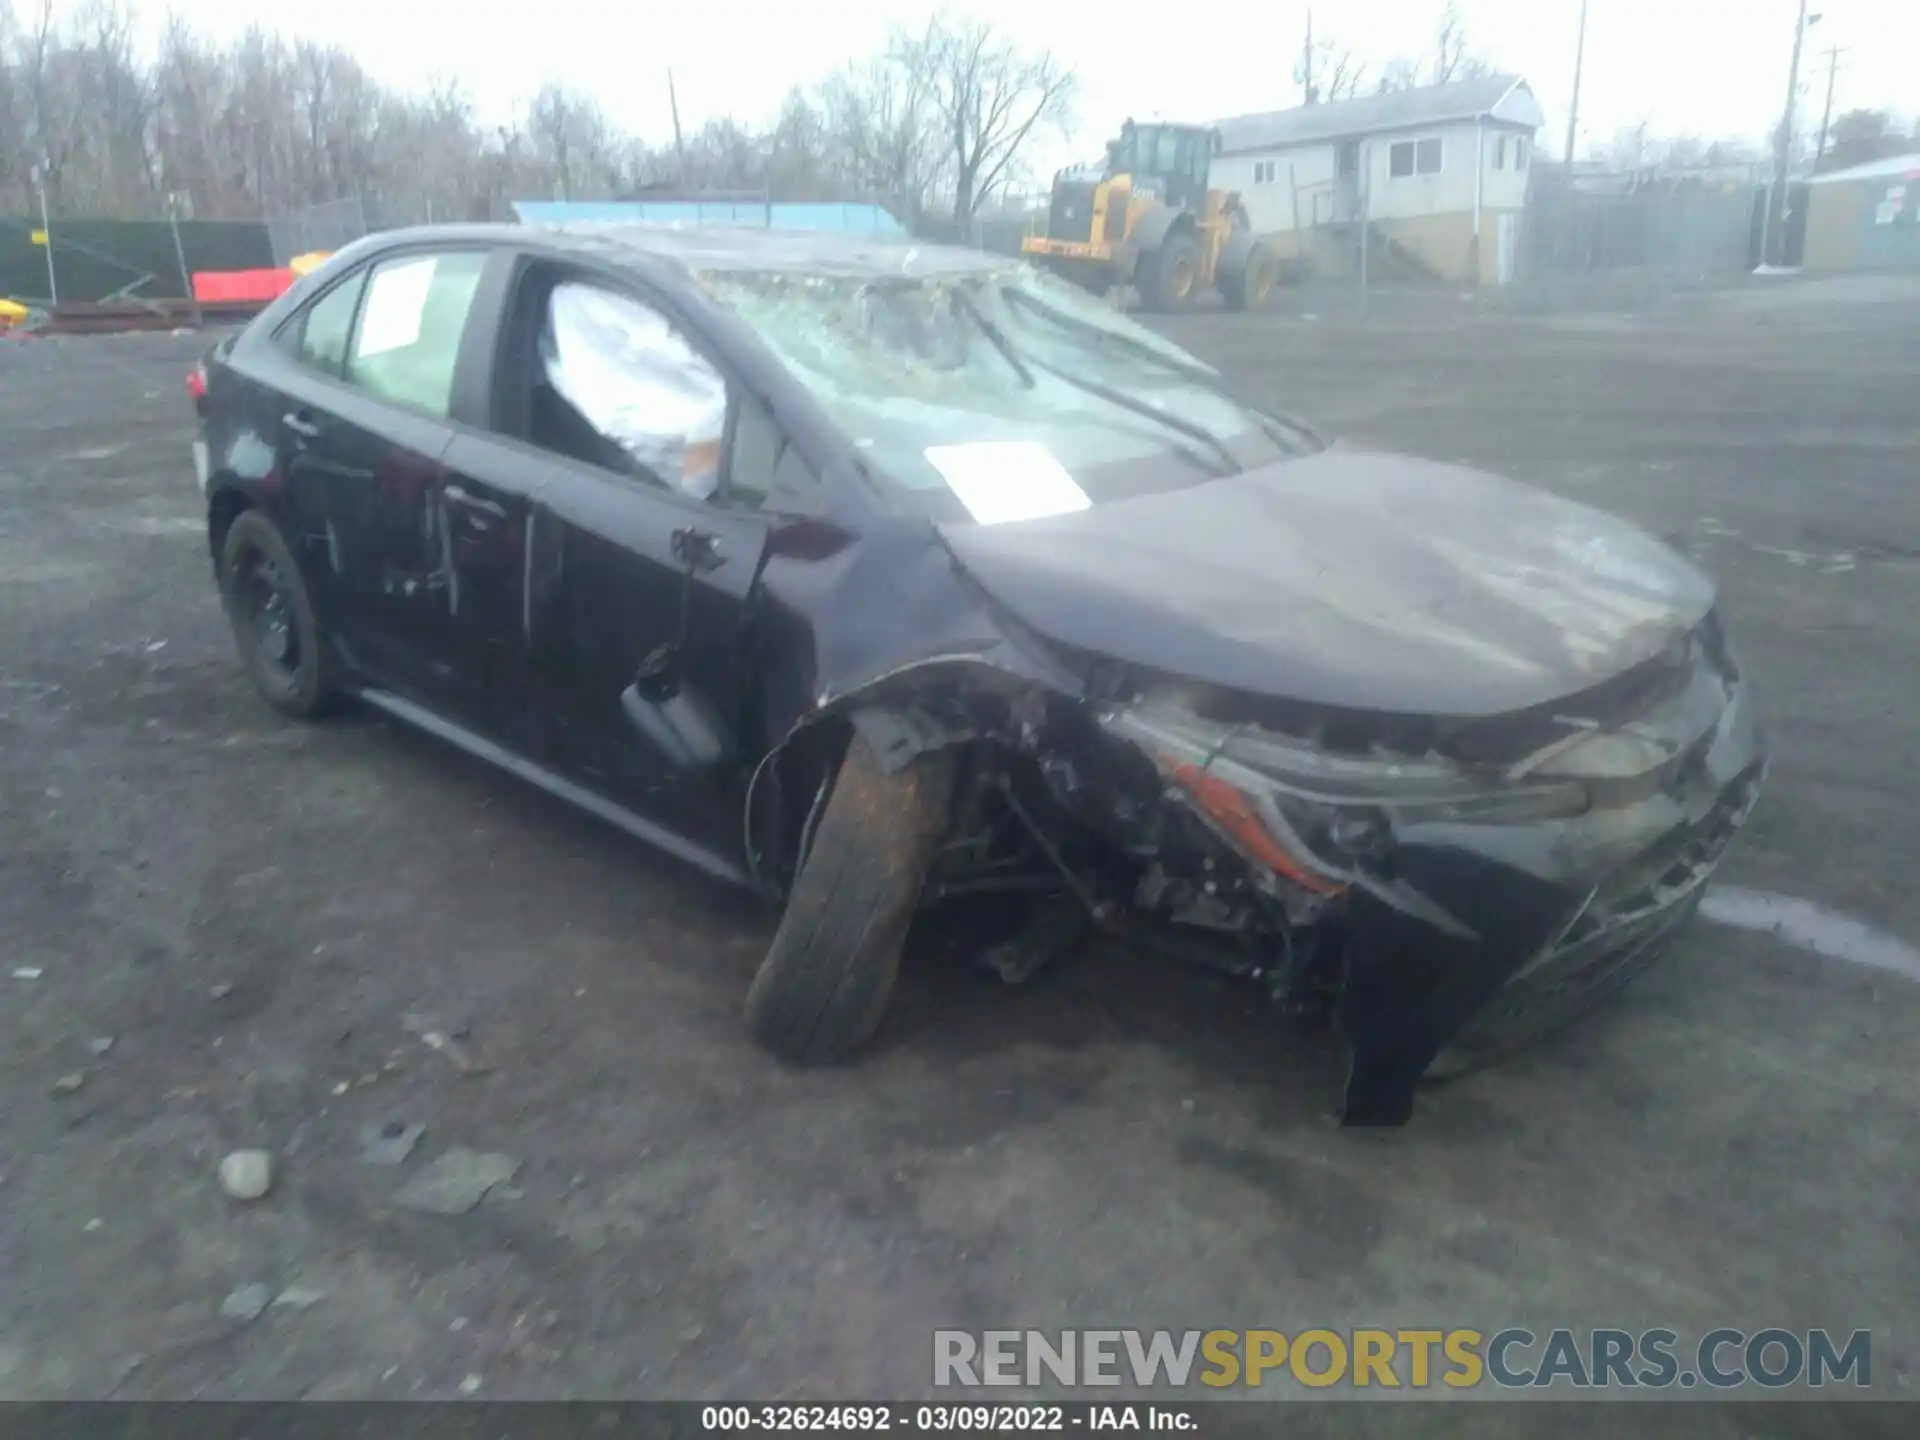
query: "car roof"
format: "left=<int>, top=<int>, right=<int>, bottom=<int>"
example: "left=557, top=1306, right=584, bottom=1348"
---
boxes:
left=354, top=222, right=1016, bottom=282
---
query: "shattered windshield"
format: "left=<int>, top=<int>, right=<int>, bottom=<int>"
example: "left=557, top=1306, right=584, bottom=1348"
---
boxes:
left=700, top=265, right=1315, bottom=522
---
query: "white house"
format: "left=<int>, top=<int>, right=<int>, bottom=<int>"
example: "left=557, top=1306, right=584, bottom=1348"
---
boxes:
left=1209, top=75, right=1546, bottom=285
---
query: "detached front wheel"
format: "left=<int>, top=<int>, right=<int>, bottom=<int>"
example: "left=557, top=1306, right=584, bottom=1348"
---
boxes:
left=745, top=731, right=955, bottom=1064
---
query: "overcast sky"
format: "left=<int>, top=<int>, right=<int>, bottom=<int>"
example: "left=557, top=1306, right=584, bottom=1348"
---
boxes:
left=148, top=0, right=1915, bottom=173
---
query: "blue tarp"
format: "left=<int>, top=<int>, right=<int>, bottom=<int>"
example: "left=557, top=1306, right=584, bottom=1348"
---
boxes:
left=511, top=200, right=907, bottom=236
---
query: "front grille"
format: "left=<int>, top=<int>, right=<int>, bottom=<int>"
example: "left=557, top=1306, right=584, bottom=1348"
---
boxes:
left=1579, top=761, right=1763, bottom=929
left=1504, top=760, right=1763, bottom=991
left=1048, top=182, right=1099, bottom=244
left=1478, top=886, right=1699, bottom=1025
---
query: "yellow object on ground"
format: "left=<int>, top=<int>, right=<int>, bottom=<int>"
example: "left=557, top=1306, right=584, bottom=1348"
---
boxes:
left=288, top=251, right=332, bottom=277
left=0, top=297, right=29, bottom=327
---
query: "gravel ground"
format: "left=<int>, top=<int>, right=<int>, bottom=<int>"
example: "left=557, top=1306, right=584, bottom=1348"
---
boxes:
left=2, top=276, right=1917, bottom=1421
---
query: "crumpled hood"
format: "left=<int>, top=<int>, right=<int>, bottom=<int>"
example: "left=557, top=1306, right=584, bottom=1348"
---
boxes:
left=936, top=448, right=1717, bottom=718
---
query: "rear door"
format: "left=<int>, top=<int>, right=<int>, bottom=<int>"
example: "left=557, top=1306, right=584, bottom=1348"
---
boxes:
left=250, top=245, right=520, bottom=725
left=322, top=247, right=501, bottom=717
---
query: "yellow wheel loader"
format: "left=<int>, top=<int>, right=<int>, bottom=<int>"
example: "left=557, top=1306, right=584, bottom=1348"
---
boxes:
left=1020, top=120, right=1280, bottom=313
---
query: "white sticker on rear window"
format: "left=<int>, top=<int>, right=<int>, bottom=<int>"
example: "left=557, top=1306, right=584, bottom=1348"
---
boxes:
left=355, top=257, right=437, bottom=358
left=923, top=441, right=1091, bottom=525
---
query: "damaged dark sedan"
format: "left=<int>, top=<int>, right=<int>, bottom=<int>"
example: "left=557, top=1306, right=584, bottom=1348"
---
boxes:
left=190, top=224, right=1764, bottom=1125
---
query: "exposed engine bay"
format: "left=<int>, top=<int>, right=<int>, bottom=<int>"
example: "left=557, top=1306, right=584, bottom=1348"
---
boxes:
left=779, top=609, right=1762, bottom=1127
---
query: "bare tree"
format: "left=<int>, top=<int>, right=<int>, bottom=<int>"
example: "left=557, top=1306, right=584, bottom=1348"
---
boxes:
left=765, top=88, right=833, bottom=199
left=814, top=53, right=942, bottom=219
left=524, top=83, right=620, bottom=200
left=0, top=6, right=1061, bottom=231
left=1374, top=5, right=1495, bottom=93
left=1295, top=33, right=1366, bottom=104
left=1820, top=108, right=1908, bottom=172
left=66, top=0, right=151, bottom=213
left=903, top=14, right=1076, bottom=222
left=1374, top=57, right=1420, bottom=95
left=1430, top=4, right=1483, bottom=84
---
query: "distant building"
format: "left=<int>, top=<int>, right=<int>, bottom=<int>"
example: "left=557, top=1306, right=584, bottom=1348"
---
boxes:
left=1209, top=75, right=1545, bottom=285
left=1802, top=153, right=1920, bottom=273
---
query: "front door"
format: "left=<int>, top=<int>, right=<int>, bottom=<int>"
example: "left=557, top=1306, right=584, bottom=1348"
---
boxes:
left=534, top=461, right=768, bottom=853
left=491, top=265, right=773, bottom=857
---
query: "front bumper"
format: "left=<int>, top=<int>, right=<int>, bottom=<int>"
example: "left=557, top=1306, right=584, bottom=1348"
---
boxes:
left=1335, top=666, right=1764, bottom=1124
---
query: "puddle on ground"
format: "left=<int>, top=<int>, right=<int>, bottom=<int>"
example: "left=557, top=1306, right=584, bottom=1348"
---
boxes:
left=1699, top=885, right=1920, bottom=983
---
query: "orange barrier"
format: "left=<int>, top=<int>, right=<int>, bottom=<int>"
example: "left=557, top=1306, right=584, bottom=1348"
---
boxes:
left=191, top=267, right=296, bottom=304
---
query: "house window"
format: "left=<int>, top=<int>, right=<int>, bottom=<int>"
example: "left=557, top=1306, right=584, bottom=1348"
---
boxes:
left=1253, top=159, right=1277, bottom=184
left=1390, top=137, right=1443, bottom=179
left=1493, top=135, right=1509, bottom=170
left=1515, top=136, right=1529, bottom=171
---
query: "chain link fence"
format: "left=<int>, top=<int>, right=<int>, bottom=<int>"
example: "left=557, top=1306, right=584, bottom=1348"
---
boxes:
left=265, top=195, right=452, bottom=265
left=1521, top=179, right=1767, bottom=281
left=1, top=215, right=274, bottom=305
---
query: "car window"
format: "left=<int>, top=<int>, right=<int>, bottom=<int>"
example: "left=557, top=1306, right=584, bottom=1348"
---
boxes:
left=343, top=251, right=487, bottom=417
left=290, top=271, right=366, bottom=375
left=534, top=282, right=731, bottom=502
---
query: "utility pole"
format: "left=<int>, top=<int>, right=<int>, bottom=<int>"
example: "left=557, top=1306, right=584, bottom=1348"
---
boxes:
left=1302, top=9, right=1316, bottom=104
left=31, top=160, right=57, bottom=306
left=1813, top=44, right=1846, bottom=171
left=1357, top=142, right=1371, bottom=315
left=1761, top=0, right=1819, bottom=268
left=667, top=68, right=688, bottom=189
left=166, top=192, right=202, bottom=328
left=1564, top=0, right=1589, bottom=166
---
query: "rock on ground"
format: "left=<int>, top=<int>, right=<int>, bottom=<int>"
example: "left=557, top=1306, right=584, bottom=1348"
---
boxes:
left=393, top=1148, right=519, bottom=1215
left=218, top=1150, right=272, bottom=1201
left=219, top=1284, right=272, bottom=1323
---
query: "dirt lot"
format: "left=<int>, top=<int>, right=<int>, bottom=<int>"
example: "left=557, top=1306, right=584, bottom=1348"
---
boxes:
left=3, top=277, right=1918, bottom=1414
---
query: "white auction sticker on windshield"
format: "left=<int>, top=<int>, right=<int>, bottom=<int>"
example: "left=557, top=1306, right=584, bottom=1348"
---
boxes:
left=924, top=441, right=1091, bottom=525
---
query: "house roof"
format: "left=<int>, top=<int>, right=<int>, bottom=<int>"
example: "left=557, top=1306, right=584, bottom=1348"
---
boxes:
left=1807, top=152, right=1920, bottom=185
left=1212, top=75, right=1540, bottom=156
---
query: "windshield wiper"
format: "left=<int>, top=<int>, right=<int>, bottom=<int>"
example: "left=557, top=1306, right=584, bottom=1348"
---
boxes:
left=956, top=289, right=1225, bottom=474
left=1002, top=285, right=1226, bottom=388
left=953, top=291, right=1036, bottom=389
left=1001, top=285, right=1325, bottom=453
left=1018, top=349, right=1238, bottom=478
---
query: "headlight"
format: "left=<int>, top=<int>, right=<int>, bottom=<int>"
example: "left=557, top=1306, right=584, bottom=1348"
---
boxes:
left=1103, top=704, right=1588, bottom=890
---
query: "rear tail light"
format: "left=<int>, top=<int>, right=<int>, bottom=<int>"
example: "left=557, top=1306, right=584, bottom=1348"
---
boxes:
left=186, top=363, right=207, bottom=401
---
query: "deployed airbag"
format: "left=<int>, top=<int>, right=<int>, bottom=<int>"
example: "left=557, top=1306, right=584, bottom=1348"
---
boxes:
left=542, top=283, right=728, bottom=499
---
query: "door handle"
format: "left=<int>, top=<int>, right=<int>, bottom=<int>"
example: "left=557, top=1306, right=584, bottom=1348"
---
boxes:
left=282, top=411, right=322, bottom=440
left=444, top=483, right=507, bottom=520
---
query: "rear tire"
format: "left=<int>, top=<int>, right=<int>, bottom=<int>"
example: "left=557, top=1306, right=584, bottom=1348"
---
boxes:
left=745, top=732, right=956, bottom=1064
left=1426, top=889, right=1705, bottom=1079
left=219, top=510, right=335, bottom=719
left=1140, top=232, right=1203, bottom=312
